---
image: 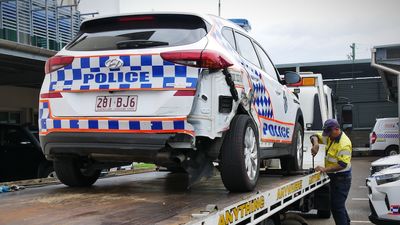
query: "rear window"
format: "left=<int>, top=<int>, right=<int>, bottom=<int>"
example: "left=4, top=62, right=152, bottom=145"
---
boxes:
left=66, top=14, right=210, bottom=51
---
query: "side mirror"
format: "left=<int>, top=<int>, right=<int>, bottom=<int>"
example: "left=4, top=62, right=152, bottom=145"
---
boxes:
left=284, top=71, right=301, bottom=84
left=341, top=104, right=353, bottom=131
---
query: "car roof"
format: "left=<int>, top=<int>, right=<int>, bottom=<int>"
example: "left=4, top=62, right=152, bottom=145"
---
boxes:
left=81, top=12, right=214, bottom=26
left=80, top=12, right=247, bottom=34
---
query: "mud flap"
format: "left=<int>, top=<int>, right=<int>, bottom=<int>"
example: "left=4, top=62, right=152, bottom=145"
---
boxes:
left=182, top=151, right=215, bottom=188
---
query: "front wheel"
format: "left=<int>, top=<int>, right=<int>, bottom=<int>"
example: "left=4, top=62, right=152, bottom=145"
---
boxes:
left=385, top=146, right=399, bottom=156
left=220, top=114, right=260, bottom=192
left=281, top=122, right=304, bottom=172
left=54, top=157, right=101, bottom=187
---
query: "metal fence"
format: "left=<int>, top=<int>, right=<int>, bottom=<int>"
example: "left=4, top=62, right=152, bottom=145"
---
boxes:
left=0, top=0, right=81, bottom=51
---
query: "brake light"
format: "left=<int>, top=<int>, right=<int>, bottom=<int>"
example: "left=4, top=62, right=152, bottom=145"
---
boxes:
left=118, top=16, right=155, bottom=22
left=40, top=92, right=63, bottom=98
left=160, top=50, right=233, bottom=70
left=174, top=90, right=196, bottom=96
left=45, top=56, right=74, bottom=74
left=371, top=132, right=377, bottom=144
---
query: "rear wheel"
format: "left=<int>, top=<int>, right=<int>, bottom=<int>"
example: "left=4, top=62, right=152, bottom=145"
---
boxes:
left=37, top=162, right=55, bottom=178
left=385, top=146, right=399, bottom=156
left=220, top=114, right=260, bottom=192
left=281, top=122, right=303, bottom=172
left=54, top=157, right=101, bottom=187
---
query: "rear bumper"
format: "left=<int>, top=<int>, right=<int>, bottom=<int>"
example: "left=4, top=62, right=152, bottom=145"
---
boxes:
left=40, top=132, right=175, bottom=162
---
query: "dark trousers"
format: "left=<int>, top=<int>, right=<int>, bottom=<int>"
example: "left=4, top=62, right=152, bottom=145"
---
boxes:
left=328, top=172, right=352, bottom=225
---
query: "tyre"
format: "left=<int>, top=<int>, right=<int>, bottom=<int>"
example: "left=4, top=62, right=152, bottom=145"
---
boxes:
left=220, top=114, right=260, bottom=192
left=37, top=163, right=56, bottom=178
left=385, top=146, right=399, bottom=156
left=54, top=157, right=101, bottom=187
left=317, top=209, right=331, bottom=218
left=166, top=166, right=187, bottom=173
left=281, top=122, right=304, bottom=173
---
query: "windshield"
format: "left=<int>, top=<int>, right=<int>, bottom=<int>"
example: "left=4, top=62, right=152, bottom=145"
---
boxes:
left=66, top=14, right=209, bottom=51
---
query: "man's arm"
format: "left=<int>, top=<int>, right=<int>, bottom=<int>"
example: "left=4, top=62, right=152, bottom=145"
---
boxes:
left=315, top=164, right=345, bottom=173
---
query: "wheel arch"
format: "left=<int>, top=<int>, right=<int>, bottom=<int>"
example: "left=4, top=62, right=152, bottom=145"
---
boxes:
left=295, top=108, right=305, bottom=131
left=385, top=144, right=399, bottom=150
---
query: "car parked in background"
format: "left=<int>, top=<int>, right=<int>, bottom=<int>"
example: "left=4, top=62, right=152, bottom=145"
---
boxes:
left=367, top=164, right=400, bottom=225
left=370, top=117, right=399, bottom=156
left=370, top=154, right=400, bottom=176
left=0, top=124, right=54, bottom=182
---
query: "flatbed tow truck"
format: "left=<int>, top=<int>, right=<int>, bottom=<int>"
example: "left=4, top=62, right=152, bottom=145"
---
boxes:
left=0, top=169, right=330, bottom=225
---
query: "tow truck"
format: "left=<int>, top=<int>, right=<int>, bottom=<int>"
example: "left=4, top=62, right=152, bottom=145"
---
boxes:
left=0, top=168, right=330, bottom=225
left=286, top=72, right=337, bottom=169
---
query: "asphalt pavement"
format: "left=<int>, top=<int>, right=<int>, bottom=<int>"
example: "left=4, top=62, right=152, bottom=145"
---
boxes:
left=283, top=156, right=379, bottom=225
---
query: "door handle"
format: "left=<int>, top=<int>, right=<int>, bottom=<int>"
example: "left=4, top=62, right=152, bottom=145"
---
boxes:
left=275, top=90, right=282, bottom=95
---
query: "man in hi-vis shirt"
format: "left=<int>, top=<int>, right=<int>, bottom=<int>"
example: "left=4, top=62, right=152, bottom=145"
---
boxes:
left=311, top=119, right=352, bottom=225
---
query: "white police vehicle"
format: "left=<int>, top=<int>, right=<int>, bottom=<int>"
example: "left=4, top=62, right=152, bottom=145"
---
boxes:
left=367, top=165, right=400, bottom=225
left=39, top=13, right=304, bottom=191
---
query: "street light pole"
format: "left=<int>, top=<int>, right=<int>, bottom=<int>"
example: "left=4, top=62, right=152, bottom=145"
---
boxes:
left=218, top=0, right=221, bottom=16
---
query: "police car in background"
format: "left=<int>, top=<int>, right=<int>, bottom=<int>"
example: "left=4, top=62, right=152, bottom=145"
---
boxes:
left=370, top=117, right=399, bottom=156
left=39, top=13, right=304, bottom=191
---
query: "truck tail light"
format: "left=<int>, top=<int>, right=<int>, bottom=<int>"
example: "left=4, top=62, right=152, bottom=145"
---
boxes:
left=371, top=132, right=377, bottom=144
left=45, top=56, right=74, bottom=74
left=160, top=50, right=233, bottom=70
left=40, top=92, right=63, bottom=98
left=287, top=77, right=316, bottom=87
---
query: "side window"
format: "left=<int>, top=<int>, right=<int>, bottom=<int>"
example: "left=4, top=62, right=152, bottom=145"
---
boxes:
left=3, top=127, right=31, bottom=146
left=222, top=28, right=236, bottom=50
left=234, top=32, right=261, bottom=68
left=254, top=43, right=279, bottom=81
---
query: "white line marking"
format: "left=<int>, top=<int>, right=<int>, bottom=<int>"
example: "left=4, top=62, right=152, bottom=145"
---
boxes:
left=351, top=220, right=373, bottom=224
left=352, top=198, right=369, bottom=201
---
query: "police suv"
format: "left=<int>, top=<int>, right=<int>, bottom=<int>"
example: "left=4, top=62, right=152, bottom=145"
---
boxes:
left=39, top=13, right=304, bottom=192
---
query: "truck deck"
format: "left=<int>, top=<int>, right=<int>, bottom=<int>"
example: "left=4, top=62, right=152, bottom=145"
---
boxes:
left=0, top=170, right=329, bottom=225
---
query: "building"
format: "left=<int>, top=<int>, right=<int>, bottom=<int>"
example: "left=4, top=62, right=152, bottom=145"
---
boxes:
left=0, top=0, right=81, bottom=125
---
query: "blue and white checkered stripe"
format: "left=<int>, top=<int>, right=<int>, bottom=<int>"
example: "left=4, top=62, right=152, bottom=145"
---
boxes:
left=48, top=54, right=199, bottom=92
left=248, top=69, right=274, bottom=119
left=377, top=133, right=400, bottom=139
left=39, top=101, right=50, bottom=132
left=39, top=101, right=194, bottom=134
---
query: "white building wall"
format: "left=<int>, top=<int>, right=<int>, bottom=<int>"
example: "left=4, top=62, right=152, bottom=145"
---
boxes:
left=78, top=0, right=120, bottom=16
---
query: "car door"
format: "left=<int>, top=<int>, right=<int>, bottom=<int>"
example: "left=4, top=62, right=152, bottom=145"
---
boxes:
left=0, top=125, right=41, bottom=181
left=234, top=32, right=291, bottom=144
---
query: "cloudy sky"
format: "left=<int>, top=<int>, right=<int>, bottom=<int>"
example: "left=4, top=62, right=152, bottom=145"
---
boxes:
left=79, top=0, right=400, bottom=65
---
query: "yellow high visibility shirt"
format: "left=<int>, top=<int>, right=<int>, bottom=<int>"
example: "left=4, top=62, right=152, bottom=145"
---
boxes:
left=313, top=131, right=352, bottom=173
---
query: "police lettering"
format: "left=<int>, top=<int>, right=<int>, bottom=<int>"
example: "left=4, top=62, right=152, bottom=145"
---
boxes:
left=83, top=71, right=150, bottom=84
left=263, top=123, right=290, bottom=138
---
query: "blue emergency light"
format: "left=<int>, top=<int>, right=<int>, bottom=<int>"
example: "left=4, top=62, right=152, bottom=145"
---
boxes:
left=228, top=19, right=252, bottom=31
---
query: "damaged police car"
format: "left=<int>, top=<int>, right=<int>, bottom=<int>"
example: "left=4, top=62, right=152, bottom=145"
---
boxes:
left=39, top=13, right=304, bottom=192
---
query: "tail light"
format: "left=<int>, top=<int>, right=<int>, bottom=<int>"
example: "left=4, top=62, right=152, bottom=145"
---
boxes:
left=45, top=56, right=74, bottom=74
left=160, top=50, right=233, bottom=70
left=173, top=90, right=196, bottom=96
left=40, top=92, right=63, bottom=99
left=371, top=132, right=377, bottom=144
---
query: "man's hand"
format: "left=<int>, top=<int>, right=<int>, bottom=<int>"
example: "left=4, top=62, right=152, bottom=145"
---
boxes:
left=311, top=144, right=319, bottom=156
left=310, top=136, right=319, bottom=156
left=315, top=166, right=326, bottom=173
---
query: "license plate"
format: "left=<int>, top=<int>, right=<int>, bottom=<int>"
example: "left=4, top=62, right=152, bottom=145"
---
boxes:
left=95, top=95, right=138, bottom=112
